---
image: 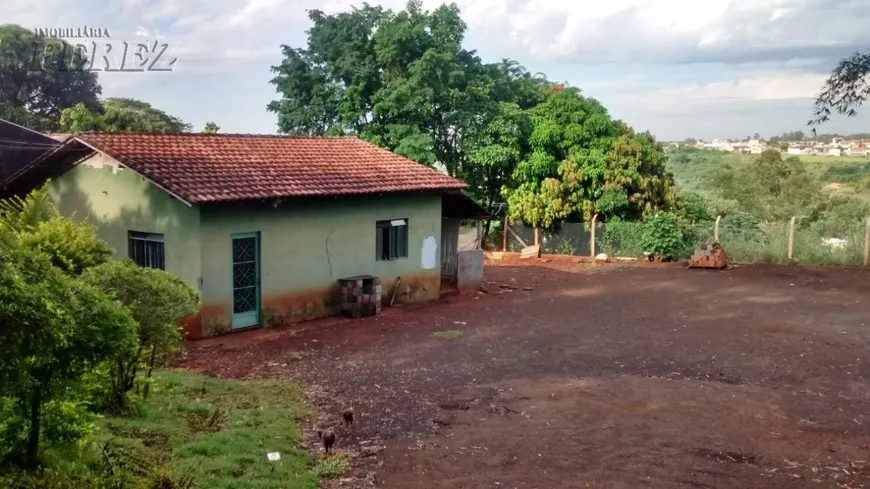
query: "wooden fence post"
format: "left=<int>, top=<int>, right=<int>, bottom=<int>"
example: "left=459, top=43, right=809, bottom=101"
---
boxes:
left=502, top=215, right=508, bottom=252
left=787, top=216, right=796, bottom=262
left=590, top=213, right=599, bottom=257
left=714, top=215, right=721, bottom=243
left=477, top=220, right=482, bottom=249
left=864, top=217, right=870, bottom=266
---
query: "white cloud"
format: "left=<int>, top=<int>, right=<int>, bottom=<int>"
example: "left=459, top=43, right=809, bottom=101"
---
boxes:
left=3, top=0, right=869, bottom=139
left=446, top=0, right=868, bottom=64
left=8, top=0, right=863, bottom=74
left=623, top=72, right=827, bottom=114
left=228, top=0, right=285, bottom=27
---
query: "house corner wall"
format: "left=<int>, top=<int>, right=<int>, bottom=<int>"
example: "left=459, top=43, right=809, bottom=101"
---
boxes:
left=47, top=154, right=203, bottom=335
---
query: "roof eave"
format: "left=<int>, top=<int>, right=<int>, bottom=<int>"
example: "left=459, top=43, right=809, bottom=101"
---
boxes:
left=72, top=136, right=194, bottom=207
left=190, top=185, right=468, bottom=205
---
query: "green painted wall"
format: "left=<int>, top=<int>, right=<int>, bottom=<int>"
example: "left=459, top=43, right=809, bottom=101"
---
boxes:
left=45, top=157, right=444, bottom=337
left=47, top=154, right=202, bottom=289
left=199, top=193, right=442, bottom=334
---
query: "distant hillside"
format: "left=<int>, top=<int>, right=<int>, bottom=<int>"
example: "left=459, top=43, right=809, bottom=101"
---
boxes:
left=666, top=146, right=870, bottom=202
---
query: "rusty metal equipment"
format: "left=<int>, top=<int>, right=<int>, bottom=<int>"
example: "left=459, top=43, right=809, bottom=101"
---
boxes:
left=689, top=243, right=729, bottom=269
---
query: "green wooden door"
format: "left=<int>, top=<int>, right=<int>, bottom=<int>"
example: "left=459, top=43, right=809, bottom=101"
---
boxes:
left=231, top=233, right=260, bottom=329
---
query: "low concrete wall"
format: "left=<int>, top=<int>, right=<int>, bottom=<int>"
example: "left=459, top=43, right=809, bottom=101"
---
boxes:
left=457, top=249, right=483, bottom=292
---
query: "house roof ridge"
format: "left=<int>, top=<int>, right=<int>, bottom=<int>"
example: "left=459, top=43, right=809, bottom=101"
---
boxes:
left=71, top=131, right=360, bottom=139
left=64, top=131, right=466, bottom=203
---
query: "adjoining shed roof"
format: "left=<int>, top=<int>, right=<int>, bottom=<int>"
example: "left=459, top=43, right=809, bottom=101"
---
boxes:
left=67, top=133, right=466, bottom=203
left=0, top=118, right=61, bottom=187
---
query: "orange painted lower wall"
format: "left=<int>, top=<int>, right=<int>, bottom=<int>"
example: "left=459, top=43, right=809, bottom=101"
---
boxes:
left=184, top=272, right=441, bottom=339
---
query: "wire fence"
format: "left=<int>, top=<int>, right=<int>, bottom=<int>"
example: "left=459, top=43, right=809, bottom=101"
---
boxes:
left=488, top=217, right=870, bottom=267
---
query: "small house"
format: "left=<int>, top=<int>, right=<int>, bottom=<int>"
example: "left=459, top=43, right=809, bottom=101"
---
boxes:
left=1, top=132, right=487, bottom=338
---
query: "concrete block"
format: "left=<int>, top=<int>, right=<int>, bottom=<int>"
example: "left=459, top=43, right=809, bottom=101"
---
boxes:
left=457, top=249, right=484, bottom=293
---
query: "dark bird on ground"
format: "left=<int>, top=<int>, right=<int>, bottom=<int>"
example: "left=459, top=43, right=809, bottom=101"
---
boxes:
left=319, top=429, right=336, bottom=454
left=342, top=407, right=354, bottom=427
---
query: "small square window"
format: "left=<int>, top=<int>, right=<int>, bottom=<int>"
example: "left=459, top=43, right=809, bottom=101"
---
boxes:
left=376, top=219, right=408, bottom=260
left=128, top=231, right=165, bottom=270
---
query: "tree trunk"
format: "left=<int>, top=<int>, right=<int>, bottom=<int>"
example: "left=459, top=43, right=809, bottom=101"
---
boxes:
left=115, top=360, right=128, bottom=410
left=27, top=389, right=41, bottom=460
left=482, top=219, right=492, bottom=250
left=143, top=345, right=157, bottom=399
left=113, top=345, right=143, bottom=410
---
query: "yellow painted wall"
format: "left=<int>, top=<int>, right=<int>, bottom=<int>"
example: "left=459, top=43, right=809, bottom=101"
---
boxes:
left=197, top=193, right=442, bottom=336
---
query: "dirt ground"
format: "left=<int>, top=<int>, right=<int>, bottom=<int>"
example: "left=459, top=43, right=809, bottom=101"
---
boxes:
left=178, top=262, right=870, bottom=488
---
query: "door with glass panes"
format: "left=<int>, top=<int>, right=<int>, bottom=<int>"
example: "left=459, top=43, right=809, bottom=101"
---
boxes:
left=231, top=233, right=260, bottom=329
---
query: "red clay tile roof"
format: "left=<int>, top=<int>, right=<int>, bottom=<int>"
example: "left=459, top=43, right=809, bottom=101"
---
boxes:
left=73, top=133, right=466, bottom=203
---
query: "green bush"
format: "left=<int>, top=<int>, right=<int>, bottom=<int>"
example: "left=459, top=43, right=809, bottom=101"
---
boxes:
left=0, top=184, right=59, bottom=231
left=677, top=190, right=714, bottom=223
left=0, top=244, right=138, bottom=462
left=0, top=184, right=112, bottom=275
left=17, top=217, right=113, bottom=275
left=599, top=221, right=645, bottom=256
left=82, top=260, right=199, bottom=412
left=641, top=212, right=685, bottom=261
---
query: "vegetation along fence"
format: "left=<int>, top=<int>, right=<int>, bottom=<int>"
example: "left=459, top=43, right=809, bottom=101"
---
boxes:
left=490, top=216, right=870, bottom=267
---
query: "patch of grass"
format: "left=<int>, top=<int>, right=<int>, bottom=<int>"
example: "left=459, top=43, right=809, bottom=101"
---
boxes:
left=430, top=330, right=464, bottom=340
left=104, top=370, right=318, bottom=489
left=2, top=370, right=321, bottom=489
left=313, top=454, right=349, bottom=479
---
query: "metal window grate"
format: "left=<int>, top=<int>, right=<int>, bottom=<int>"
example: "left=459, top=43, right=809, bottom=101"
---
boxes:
left=232, top=236, right=258, bottom=314
left=376, top=219, right=408, bottom=260
left=128, top=231, right=165, bottom=270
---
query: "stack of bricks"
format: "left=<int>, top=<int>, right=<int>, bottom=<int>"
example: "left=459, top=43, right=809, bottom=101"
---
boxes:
left=338, top=275, right=381, bottom=318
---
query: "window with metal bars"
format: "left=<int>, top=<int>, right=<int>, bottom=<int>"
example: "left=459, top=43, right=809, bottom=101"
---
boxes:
left=128, top=231, right=165, bottom=270
left=376, top=219, right=408, bottom=260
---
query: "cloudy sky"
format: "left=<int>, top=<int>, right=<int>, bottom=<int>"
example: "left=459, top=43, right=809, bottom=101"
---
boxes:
left=7, top=0, right=870, bottom=140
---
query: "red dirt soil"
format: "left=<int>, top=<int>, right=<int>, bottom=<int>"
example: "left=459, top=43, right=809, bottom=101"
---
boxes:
left=178, top=262, right=870, bottom=488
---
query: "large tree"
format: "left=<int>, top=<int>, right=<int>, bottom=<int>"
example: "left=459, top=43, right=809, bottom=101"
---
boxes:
left=268, top=1, right=547, bottom=212
left=269, top=0, right=480, bottom=173
left=504, top=86, right=676, bottom=228
left=59, top=98, right=192, bottom=133
left=0, top=25, right=101, bottom=131
left=268, top=1, right=674, bottom=230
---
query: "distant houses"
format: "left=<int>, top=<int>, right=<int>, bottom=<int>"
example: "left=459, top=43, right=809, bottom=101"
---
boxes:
left=686, top=138, right=768, bottom=154
left=680, top=137, right=870, bottom=157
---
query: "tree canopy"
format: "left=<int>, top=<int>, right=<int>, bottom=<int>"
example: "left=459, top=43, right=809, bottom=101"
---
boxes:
left=711, top=149, right=819, bottom=223
left=59, top=98, right=191, bottom=133
left=270, top=1, right=673, bottom=229
left=0, top=25, right=187, bottom=134
left=268, top=0, right=504, bottom=176
left=503, top=86, right=675, bottom=227
left=0, top=24, right=101, bottom=131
